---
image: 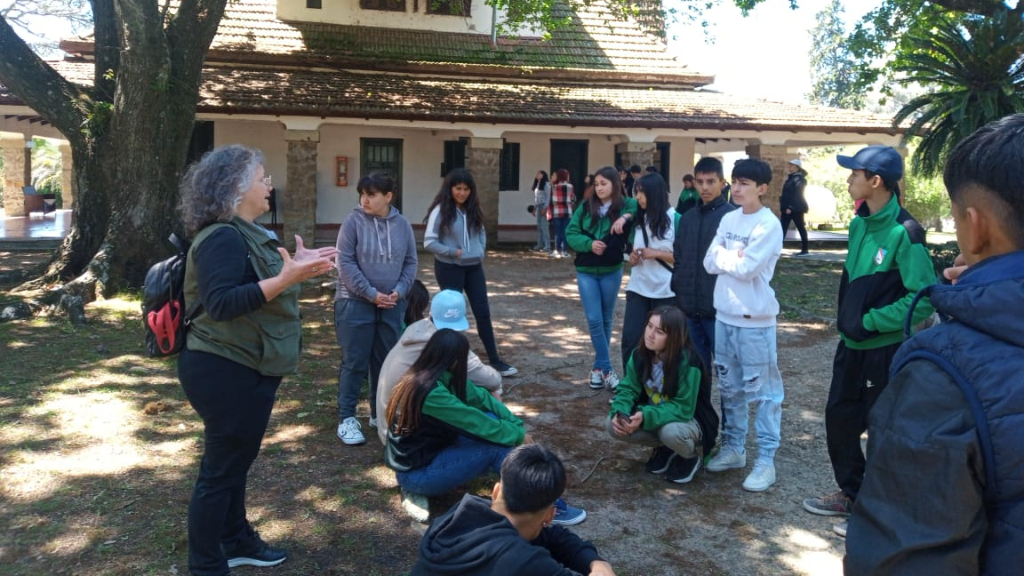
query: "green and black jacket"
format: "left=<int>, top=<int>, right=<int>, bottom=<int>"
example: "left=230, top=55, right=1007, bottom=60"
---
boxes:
left=838, top=194, right=935, bottom=350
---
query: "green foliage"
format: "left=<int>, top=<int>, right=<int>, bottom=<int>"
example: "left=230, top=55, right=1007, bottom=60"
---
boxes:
left=902, top=167, right=951, bottom=231
left=893, top=11, right=1024, bottom=177
left=808, top=0, right=865, bottom=109
left=31, top=137, right=63, bottom=196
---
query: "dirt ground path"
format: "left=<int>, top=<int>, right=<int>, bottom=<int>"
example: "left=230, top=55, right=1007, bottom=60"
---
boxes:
left=416, top=250, right=847, bottom=575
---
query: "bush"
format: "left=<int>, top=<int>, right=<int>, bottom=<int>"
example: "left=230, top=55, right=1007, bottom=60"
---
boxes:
left=928, top=241, right=960, bottom=278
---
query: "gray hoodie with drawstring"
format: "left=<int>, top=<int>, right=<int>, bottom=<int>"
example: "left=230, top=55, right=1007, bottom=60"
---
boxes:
left=335, top=206, right=418, bottom=302
left=424, top=205, right=487, bottom=266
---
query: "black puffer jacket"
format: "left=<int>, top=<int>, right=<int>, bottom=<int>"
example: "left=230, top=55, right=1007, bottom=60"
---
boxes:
left=671, top=196, right=737, bottom=318
left=780, top=172, right=809, bottom=214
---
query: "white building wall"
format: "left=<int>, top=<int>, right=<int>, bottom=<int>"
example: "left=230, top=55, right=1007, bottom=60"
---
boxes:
left=276, top=0, right=521, bottom=36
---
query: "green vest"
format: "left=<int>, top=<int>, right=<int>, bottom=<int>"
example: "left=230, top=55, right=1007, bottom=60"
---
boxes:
left=184, top=217, right=302, bottom=376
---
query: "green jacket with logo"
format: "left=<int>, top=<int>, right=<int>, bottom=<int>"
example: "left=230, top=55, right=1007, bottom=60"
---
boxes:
left=838, top=194, right=935, bottom=350
left=184, top=217, right=302, bottom=376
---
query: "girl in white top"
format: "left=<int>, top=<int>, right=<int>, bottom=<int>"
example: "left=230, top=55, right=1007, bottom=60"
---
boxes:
left=621, top=172, right=677, bottom=370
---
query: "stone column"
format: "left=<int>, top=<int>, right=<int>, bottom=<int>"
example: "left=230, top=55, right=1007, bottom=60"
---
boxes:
left=283, top=129, right=320, bottom=251
left=59, top=142, right=75, bottom=210
left=615, top=142, right=656, bottom=171
left=1, top=134, right=28, bottom=216
left=744, top=143, right=790, bottom=218
left=467, top=137, right=503, bottom=246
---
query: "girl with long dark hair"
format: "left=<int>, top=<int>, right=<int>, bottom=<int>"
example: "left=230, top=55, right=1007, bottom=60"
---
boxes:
left=424, top=169, right=517, bottom=376
left=385, top=329, right=585, bottom=524
left=608, top=306, right=717, bottom=484
left=565, top=165, right=637, bottom=392
left=621, top=172, right=677, bottom=370
left=531, top=170, right=551, bottom=253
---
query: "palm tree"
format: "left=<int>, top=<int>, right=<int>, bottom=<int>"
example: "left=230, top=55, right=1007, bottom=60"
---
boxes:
left=893, top=11, right=1024, bottom=177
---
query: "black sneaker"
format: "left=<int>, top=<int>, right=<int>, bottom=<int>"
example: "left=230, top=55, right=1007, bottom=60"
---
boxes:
left=665, top=454, right=701, bottom=484
left=226, top=540, right=289, bottom=568
left=490, top=360, right=518, bottom=377
left=645, top=446, right=677, bottom=475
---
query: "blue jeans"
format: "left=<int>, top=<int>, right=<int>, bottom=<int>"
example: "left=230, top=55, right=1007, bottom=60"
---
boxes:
left=395, top=434, right=512, bottom=497
left=576, top=268, right=624, bottom=373
left=686, top=315, right=717, bottom=373
left=535, top=208, right=551, bottom=250
left=335, top=297, right=405, bottom=420
left=714, top=321, right=785, bottom=464
left=552, top=217, right=569, bottom=253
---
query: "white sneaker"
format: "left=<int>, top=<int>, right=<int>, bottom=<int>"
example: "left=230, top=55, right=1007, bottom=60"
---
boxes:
left=589, top=369, right=605, bottom=389
left=705, top=448, right=746, bottom=472
left=401, top=489, right=430, bottom=523
left=742, top=462, right=777, bottom=492
left=368, top=416, right=378, bottom=429
left=337, top=416, right=366, bottom=445
left=603, top=370, right=620, bottom=390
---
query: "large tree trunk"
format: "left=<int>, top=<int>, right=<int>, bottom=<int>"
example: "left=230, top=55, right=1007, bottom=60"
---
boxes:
left=0, top=0, right=228, bottom=306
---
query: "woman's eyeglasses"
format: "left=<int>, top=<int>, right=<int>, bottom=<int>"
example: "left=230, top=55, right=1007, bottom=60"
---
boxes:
left=261, top=175, right=273, bottom=188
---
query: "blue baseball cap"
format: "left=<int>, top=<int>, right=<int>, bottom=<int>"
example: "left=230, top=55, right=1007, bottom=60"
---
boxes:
left=430, top=290, right=469, bottom=331
left=836, top=145, right=904, bottom=181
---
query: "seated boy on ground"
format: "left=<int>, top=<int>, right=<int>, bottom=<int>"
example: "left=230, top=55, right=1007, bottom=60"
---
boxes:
left=411, top=444, right=616, bottom=576
left=846, top=113, right=1024, bottom=573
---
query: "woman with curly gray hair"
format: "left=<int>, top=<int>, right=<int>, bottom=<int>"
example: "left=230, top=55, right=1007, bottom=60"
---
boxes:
left=176, top=144, right=336, bottom=576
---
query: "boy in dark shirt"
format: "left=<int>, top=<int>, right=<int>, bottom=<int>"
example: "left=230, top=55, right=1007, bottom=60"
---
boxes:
left=412, top=445, right=615, bottom=576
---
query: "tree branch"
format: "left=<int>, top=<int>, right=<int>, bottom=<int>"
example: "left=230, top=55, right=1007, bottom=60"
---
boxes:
left=929, top=0, right=1007, bottom=17
left=0, top=16, right=87, bottom=139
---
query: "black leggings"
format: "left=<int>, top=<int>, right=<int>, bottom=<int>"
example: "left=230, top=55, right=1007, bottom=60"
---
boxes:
left=781, top=211, right=809, bottom=253
left=434, top=260, right=501, bottom=363
left=179, top=348, right=282, bottom=576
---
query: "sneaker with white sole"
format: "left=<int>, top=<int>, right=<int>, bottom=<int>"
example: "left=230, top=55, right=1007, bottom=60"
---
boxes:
left=589, top=369, right=605, bottom=389
left=802, top=490, right=853, bottom=517
left=742, top=461, right=776, bottom=492
left=226, top=537, right=288, bottom=568
left=368, top=416, right=378, bottom=429
left=337, top=416, right=366, bottom=445
left=490, top=360, right=518, bottom=377
left=666, top=454, right=701, bottom=484
left=833, top=520, right=848, bottom=537
left=603, top=370, right=620, bottom=390
left=705, top=448, right=746, bottom=472
left=645, top=446, right=677, bottom=475
left=401, top=489, right=430, bottom=523
left=552, top=498, right=587, bottom=526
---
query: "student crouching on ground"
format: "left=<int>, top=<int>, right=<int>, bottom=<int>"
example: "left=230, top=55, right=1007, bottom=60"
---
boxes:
left=384, top=329, right=586, bottom=526
left=608, top=306, right=719, bottom=484
left=411, top=444, right=616, bottom=576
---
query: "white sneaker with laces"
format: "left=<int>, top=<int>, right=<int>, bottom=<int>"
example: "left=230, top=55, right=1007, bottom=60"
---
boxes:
left=589, top=369, right=605, bottom=389
left=337, top=416, right=366, bottom=445
left=705, top=448, right=746, bottom=472
left=742, top=461, right=777, bottom=492
left=603, top=370, right=620, bottom=390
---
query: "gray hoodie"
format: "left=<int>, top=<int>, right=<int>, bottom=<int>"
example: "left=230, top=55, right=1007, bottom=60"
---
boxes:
left=376, top=318, right=502, bottom=444
left=335, top=206, right=418, bottom=302
left=424, top=205, right=487, bottom=266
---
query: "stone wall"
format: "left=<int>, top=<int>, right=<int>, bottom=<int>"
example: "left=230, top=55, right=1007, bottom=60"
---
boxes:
left=1, top=135, right=27, bottom=216
left=467, top=138, right=503, bottom=246
left=283, top=130, right=320, bottom=251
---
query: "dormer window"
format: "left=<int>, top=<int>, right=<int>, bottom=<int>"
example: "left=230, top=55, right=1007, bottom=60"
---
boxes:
left=361, top=0, right=406, bottom=12
left=425, top=0, right=471, bottom=16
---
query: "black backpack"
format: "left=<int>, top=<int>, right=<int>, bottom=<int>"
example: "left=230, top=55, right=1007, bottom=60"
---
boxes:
left=142, top=234, right=202, bottom=357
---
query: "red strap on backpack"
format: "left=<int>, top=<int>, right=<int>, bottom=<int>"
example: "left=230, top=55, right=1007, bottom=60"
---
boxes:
left=147, top=300, right=183, bottom=355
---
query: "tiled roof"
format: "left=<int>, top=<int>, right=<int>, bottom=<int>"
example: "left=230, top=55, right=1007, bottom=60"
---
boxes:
left=59, top=0, right=712, bottom=85
left=3, top=60, right=898, bottom=134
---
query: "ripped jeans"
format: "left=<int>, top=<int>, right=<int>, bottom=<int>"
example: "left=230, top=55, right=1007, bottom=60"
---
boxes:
left=713, top=321, right=784, bottom=465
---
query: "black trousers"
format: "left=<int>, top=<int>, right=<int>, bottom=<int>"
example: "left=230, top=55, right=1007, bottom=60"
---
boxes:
left=781, top=211, right=809, bottom=253
left=825, top=340, right=900, bottom=502
left=179, top=347, right=282, bottom=576
left=434, top=260, right=501, bottom=363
